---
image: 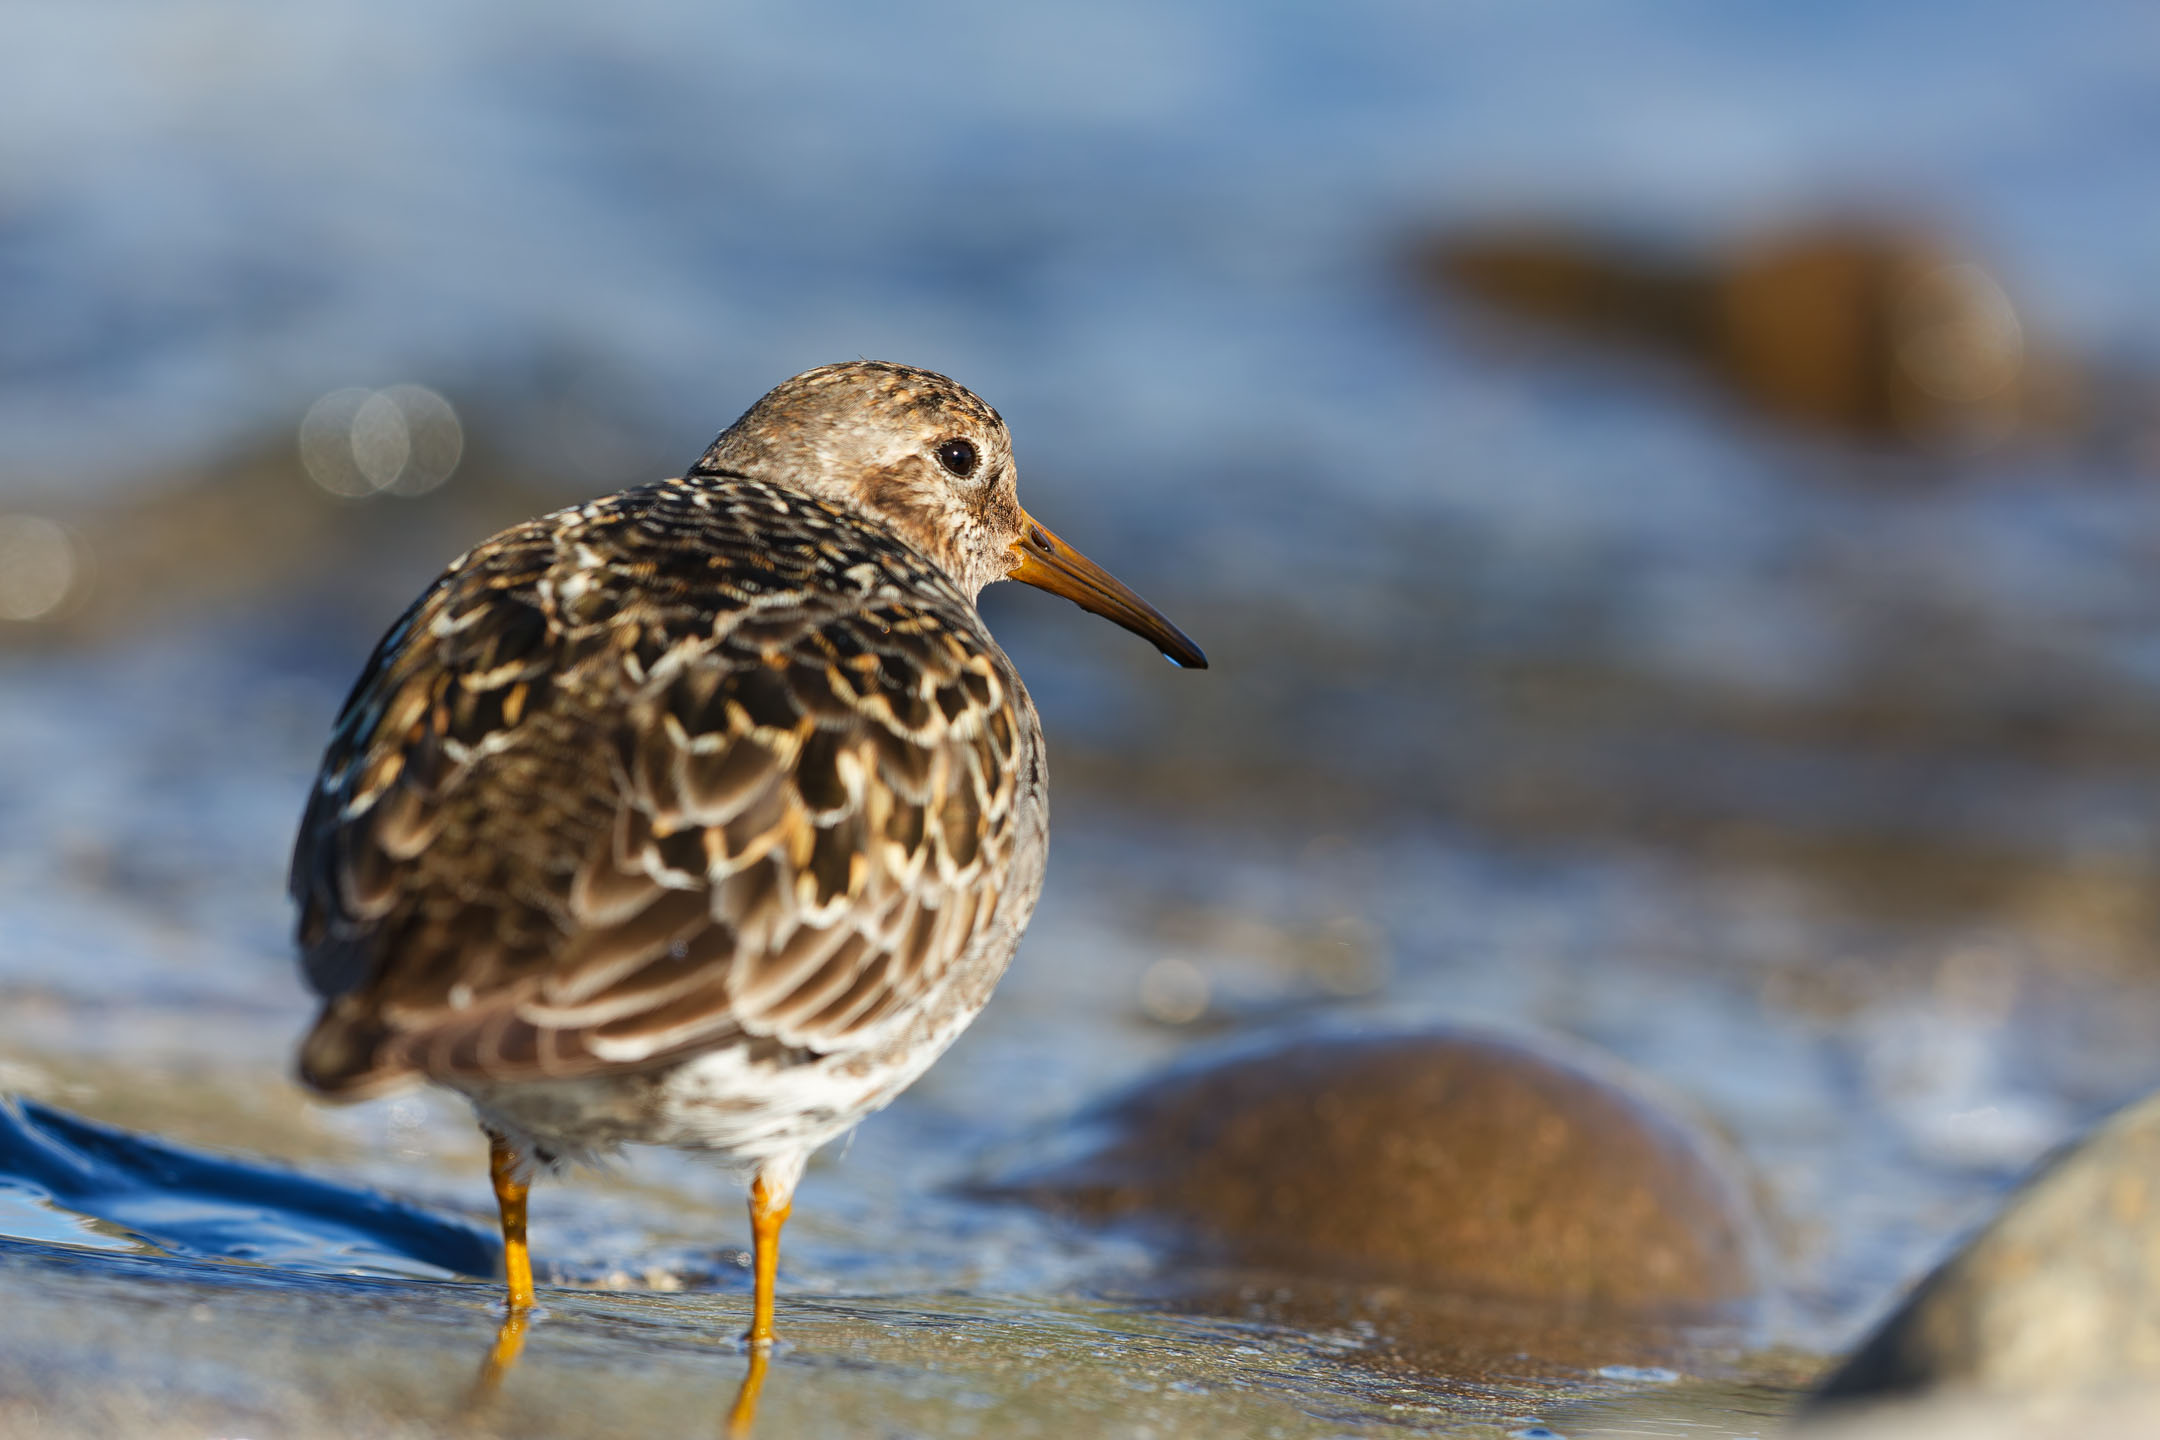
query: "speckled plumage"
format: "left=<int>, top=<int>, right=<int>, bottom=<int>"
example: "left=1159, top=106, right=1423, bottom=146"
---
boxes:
left=294, top=470, right=1045, bottom=1157
left=288, top=363, right=1201, bottom=1357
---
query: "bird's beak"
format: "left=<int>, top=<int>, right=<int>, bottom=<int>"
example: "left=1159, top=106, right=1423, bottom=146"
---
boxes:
left=1007, top=512, right=1208, bottom=669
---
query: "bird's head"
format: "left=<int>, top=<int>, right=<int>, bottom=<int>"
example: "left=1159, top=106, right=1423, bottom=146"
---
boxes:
left=692, top=361, right=1206, bottom=669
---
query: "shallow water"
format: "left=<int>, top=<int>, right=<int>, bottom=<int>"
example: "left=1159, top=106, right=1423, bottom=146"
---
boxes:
left=4, top=1237, right=1799, bottom=1440
left=7, top=594, right=2160, bottom=1432
left=6, top=1, right=2160, bottom=1435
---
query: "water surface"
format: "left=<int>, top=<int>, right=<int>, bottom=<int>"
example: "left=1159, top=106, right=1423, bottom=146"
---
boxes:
left=5, top=2, right=2160, bottom=1434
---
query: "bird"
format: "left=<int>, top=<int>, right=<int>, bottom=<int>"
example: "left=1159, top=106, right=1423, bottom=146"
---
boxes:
left=287, top=361, right=1205, bottom=1420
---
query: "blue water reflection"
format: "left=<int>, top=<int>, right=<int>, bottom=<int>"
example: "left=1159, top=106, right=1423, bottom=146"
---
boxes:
left=0, top=1096, right=497, bottom=1278
left=2, top=2, right=2160, bottom=1429
left=3, top=0, right=2155, bottom=502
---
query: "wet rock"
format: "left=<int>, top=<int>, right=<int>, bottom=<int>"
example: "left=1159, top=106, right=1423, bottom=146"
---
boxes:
left=1420, top=220, right=2101, bottom=453
left=0, top=421, right=578, bottom=655
left=1797, top=1388, right=2160, bottom=1440
left=1806, top=1085, right=2160, bottom=1412
left=995, top=1028, right=1767, bottom=1317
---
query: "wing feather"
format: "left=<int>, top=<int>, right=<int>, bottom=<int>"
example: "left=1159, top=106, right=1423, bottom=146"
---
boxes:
left=293, top=478, right=1032, bottom=1096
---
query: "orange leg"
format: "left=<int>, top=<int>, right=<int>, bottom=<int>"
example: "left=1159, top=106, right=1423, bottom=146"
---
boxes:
left=726, top=1163, right=797, bottom=1437
left=489, top=1130, right=538, bottom=1312
left=471, top=1130, right=537, bottom=1400
left=744, top=1171, right=791, bottom=1345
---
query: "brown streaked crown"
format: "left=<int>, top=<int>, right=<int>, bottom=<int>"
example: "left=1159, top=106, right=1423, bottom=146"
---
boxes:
left=690, top=362, right=1028, bottom=600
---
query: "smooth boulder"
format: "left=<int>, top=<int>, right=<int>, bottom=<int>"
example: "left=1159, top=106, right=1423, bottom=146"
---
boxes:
left=998, top=1027, right=1766, bottom=1317
left=1810, top=1085, right=2160, bottom=1411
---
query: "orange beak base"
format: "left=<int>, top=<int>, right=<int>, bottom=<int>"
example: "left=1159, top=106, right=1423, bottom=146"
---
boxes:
left=1006, top=514, right=1207, bottom=669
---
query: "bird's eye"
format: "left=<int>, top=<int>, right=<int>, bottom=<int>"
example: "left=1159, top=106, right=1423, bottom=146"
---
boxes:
left=934, top=438, right=979, bottom=478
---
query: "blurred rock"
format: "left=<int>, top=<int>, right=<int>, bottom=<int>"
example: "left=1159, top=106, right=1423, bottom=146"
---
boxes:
left=1795, top=1388, right=2160, bottom=1440
left=0, top=417, right=581, bottom=655
left=1421, top=220, right=2098, bottom=452
left=1806, top=1085, right=2160, bottom=1414
left=995, top=1028, right=1767, bottom=1316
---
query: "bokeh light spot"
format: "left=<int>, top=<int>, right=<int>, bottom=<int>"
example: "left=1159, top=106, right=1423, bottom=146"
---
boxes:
left=1897, top=262, right=2023, bottom=404
left=299, top=385, right=463, bottom=498
left=380, top=385, right=463, bottom=495
left=349, top=391, right=412, bottom=492
left=1138, top=956, right=1210, bottom=1025
left=0, top=515, right=80, bottom=622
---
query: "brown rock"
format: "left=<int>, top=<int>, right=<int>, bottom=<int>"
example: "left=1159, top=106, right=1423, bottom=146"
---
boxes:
left=1422, top=220, right=2091, bottom=451
left=1000, top=1028, right=1766, bottom=1317
left=1710, top=229, right=2034, bottom=444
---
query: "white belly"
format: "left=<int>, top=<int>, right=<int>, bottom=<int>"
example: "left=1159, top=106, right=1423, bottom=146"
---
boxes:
left=456, top=986, right=984, bottom=1172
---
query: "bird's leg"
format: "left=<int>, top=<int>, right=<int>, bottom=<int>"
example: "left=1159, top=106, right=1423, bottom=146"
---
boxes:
left=489, top=1130, right=537, bottom=1312
left=472, top=1129, right=536, bottom=1397
left=727, top=1155, right=802, bottom=1437
left=744, top=1169, right=792, bottom=1345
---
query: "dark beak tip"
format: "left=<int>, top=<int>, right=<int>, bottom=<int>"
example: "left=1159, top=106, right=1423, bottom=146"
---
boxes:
left=1007, top=519, right=1208, bottom=673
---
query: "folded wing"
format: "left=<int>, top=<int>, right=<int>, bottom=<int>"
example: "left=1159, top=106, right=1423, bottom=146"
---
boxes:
left=292, top=480, right=1028, bottom=1096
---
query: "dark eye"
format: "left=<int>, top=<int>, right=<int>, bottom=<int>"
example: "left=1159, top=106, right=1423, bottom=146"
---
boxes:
left=934, top=438, right=979, bottom=478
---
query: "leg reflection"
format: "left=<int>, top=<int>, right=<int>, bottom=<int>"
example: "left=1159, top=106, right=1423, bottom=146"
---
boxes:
left=725, top=1342, right=770, bottom=1440
left=470, top=1305, right=532, bottom=1403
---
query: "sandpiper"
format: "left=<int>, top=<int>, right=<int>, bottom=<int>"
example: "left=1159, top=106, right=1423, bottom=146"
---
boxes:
left=289, top=362, right=1204, bottom=1420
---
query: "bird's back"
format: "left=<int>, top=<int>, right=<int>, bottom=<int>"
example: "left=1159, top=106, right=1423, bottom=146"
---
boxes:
left=293, top=473, right=1047, bottom=1101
